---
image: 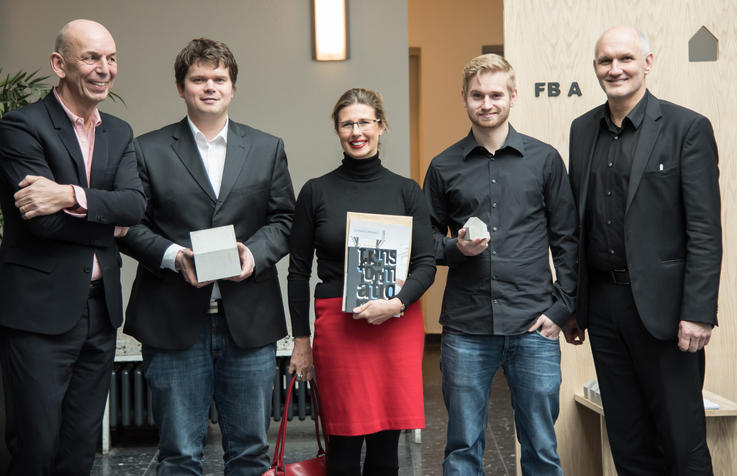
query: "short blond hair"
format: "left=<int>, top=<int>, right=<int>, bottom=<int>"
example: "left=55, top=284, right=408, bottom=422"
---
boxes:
left=462, top=54, right=516, bottom=96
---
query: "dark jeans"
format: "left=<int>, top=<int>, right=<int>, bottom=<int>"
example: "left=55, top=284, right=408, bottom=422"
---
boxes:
left=143, top=313, right=276, bottom=476
left=440, top=330, right=563, bottom=476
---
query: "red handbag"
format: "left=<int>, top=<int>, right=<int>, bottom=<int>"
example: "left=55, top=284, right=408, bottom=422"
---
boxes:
left=262, top=374, right=328, bottom=476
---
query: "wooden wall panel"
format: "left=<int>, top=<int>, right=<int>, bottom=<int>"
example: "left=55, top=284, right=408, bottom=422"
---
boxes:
left=504, top=1, right=737, bottom=474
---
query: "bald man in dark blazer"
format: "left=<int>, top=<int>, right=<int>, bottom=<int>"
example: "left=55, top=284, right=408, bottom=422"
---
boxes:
left=566, top=26, right=721, bottom=475
left=0, top=20, right=145, bottom=474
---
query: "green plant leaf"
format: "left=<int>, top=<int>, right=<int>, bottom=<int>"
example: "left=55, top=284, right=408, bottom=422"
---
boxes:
left=0, top=68, right=51, bottom=117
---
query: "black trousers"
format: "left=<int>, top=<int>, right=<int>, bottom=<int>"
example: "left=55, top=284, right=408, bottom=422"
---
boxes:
left=588, top=271, right=712, bottom=476
left=326, top=430, right=401, bottom=476
left=0, top=290, right=115, bottom=476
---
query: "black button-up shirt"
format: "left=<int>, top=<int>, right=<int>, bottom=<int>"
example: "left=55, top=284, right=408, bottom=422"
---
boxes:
left=586, top=94, right=647, bottom=271
left=423, top=126, right=578, bottom=335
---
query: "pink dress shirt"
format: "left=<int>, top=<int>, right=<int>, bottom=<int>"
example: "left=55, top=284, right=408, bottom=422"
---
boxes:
left=54, top=88, right=104, bottom=281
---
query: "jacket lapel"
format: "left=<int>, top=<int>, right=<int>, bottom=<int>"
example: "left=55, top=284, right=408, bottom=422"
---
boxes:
left=625, top=92, right=663, bottom=212
left=44, top=93, right=87, bottom=185
left=216, top=122, right=252, bottom=206
left=171, top=118, right=217, bottom=203
left=89, top=120, right=108, bottom=187
left=578, top=107, right=603, bottom=222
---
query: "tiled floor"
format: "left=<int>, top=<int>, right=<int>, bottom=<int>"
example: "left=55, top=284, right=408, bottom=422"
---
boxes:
left=91, top=340, right=516, bottom=475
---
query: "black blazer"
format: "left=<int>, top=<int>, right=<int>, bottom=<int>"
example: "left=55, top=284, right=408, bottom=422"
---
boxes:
left=120, top=118, right=295, bottom=350
left=0, top=93, right=146, bottom=334
left=569, top=91, right=722, bottom=340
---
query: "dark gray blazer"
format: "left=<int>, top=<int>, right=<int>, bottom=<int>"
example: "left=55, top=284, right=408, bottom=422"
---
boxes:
left=120, top=118, right=295, bottom=350
left=569, top=91, right=722, bottom=340
left=0, top=93, right=146, bottom=333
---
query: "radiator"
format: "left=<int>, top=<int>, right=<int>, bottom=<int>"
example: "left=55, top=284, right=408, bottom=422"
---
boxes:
left=109, top=362, right=155, bottom=430
left=108, top=357, right=314, bottom=432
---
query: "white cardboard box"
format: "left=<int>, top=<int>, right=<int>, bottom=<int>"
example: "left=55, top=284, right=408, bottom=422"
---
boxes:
left=190, top=225, right=241, bottom=282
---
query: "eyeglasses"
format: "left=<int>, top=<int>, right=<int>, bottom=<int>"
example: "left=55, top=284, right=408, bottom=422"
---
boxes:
left=337, top=119, right=380, bottom=132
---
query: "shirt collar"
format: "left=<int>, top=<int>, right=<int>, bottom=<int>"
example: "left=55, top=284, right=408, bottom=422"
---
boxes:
left=187, top=116, right=229, bottom=146
left=461, top=124, right=525, bottom=160
left=53, top=87, right=102, bottom=128
left=600, top=90, right=649, bottom=131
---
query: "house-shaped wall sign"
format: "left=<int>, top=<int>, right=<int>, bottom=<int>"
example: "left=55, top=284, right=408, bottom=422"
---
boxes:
left=689, top=26, right=718, bottom=62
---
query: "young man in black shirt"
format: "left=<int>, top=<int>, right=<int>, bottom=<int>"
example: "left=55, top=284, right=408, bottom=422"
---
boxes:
left=423, top=54, right=578, bottom=475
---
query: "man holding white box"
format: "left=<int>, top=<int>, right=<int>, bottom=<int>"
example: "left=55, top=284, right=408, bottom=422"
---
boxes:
left=119, top=38, right=295, bottom=475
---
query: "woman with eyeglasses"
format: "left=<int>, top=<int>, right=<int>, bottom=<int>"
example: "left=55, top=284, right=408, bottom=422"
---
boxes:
left=287, top=88, right=436, bottom=476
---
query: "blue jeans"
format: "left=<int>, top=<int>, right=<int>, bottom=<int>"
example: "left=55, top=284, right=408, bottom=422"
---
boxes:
left=441, top=330, right=563, bottom=476
left=142, top=313, right=276, bottom=476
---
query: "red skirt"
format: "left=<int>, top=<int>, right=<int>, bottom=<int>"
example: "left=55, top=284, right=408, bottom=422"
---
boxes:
left=312, top=297, right=425, bottom=436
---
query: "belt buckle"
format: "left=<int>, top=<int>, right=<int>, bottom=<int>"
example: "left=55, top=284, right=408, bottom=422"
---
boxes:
left=610, top=269, right=630, bottom=285
left=207, top=300, right=220, bottom=314
left=88, top=280, right=104, bottom=298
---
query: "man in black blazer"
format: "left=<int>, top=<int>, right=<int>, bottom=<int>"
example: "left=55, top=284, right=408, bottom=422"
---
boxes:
left=119, top=38, right=295, bottom=475
left=567, top=26, right=721, bottom=474
left=0, top=19, right=145, bottom=475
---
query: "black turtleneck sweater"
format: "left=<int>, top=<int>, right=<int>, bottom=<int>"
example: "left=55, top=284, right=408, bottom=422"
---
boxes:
left=287, top=154, right=436, bottom=337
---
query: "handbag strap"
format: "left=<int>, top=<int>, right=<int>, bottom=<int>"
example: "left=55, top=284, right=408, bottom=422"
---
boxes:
left=269, top=374, right=295, bottom=471
left=309, top=377, right=329, bottom=455
left=269, top=374, right=328, bottom=472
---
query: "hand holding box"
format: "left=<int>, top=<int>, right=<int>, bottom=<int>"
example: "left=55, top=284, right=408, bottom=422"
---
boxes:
left=190, top=225, right=242, bottom=282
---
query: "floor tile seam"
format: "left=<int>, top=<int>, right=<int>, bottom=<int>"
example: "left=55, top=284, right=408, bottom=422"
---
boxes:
left=142, top=450, right=158, bottom=475
left=487, top=428, right=511, bottom=476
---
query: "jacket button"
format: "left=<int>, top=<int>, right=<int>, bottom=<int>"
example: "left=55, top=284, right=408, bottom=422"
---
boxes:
left=83, top=265, right=91, bottom=273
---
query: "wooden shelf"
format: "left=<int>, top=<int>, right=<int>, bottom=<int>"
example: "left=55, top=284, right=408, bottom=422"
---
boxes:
left=703, top=390, right=737, bottom=417
left=575, top=390, right=737, bottom=418
left=574, top=393, right=603, bottom=414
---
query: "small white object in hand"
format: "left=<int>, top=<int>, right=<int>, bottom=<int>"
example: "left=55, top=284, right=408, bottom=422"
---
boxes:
left=461, top=216, right=490, bottom=240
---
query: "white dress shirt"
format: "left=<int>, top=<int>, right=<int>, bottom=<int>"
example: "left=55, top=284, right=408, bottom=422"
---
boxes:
left=161, top=118, right=229, bottom=301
